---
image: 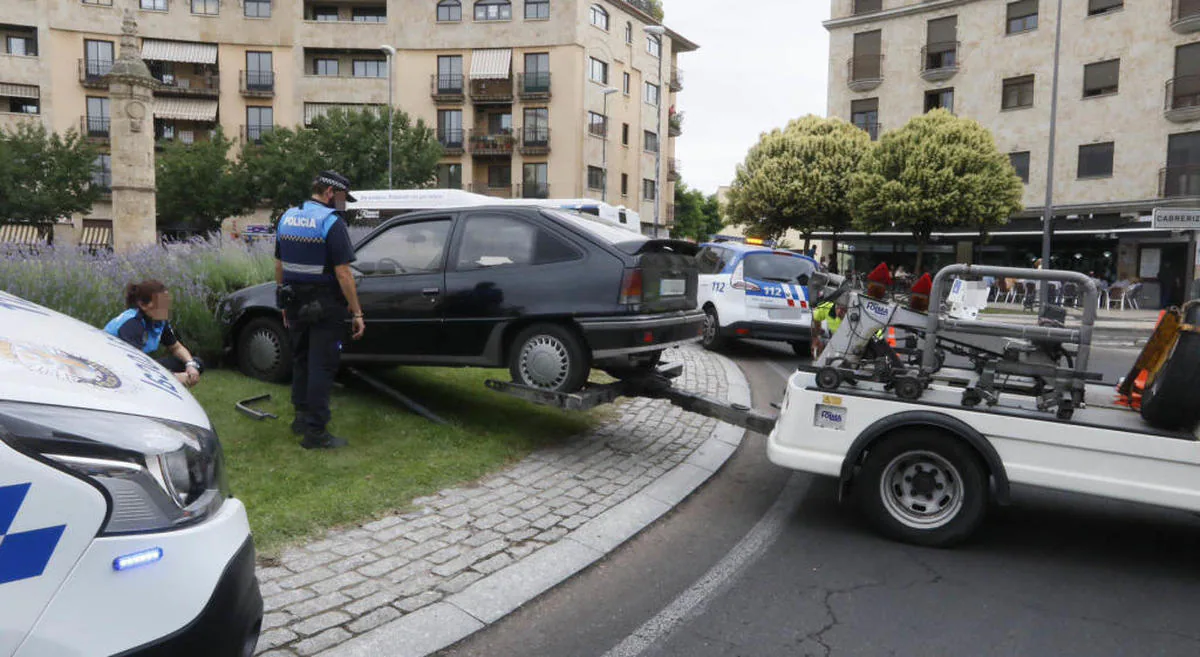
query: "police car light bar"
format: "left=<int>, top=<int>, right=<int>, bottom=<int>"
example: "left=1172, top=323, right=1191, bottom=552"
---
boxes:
left=113, top=548, right=164, bottom=572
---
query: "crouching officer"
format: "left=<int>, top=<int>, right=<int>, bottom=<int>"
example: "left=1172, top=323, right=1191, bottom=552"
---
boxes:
left=275, top=170, right=366, bottom=450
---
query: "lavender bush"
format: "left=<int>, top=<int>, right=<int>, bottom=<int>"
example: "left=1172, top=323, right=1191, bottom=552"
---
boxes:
left=0, top=235, right=274, bottom=360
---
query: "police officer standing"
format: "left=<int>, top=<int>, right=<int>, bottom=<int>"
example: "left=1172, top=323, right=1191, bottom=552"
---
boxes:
left=275, top=171, right=365, bottom=450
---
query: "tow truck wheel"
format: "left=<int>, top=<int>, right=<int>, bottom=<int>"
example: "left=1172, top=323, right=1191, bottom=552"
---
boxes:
left=894, top=377, right=923, bottom=401
left=857, top=431, right=988, bottom=547
left=237, top=316, right=292, bottom=383
left=509, top=323, right=590, bottom=393
left=701, top=306, right=726, bottom=351
left=816, top=367, right=841, bottom=391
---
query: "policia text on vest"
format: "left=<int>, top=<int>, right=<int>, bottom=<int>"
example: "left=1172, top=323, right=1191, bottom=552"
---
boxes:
left=275, top=171, right=365, bottom=450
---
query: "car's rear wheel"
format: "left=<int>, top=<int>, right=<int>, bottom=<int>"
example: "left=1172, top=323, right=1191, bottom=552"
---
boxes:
left=701, top=306, right=726, bottom=351
left=509, top=323, right=591, bottom=393
left=238, top=316, right=292, bottom=383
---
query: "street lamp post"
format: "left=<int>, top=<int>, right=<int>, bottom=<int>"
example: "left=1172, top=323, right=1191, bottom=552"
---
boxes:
left=600, top=87, right=619, bottom=202
left=380, top=44, right=396, bottom=189
left=1040, top=0, right=1064, bottom=310
left=645, top=24, right=667, bottom=238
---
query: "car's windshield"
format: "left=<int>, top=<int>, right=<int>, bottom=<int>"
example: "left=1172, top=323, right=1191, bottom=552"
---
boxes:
left=742, top=253, right=816, bottom=282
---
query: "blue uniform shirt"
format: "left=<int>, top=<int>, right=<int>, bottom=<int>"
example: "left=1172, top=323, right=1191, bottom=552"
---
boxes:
left=104, top=308, right=178, bottom=354
left=275, top=200, right=356, bottom=291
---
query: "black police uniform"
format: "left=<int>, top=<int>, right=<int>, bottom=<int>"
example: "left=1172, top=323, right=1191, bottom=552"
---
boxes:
left=275, top=180, right=357, bottom=446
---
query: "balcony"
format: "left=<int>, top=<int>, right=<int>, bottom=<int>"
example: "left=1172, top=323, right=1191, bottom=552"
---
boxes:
left=240, top=70, right=275, bottom=97
left=1173, top=0, right=1200, bottom=32
left=669, top=67, right=683, bottom=92
left=241, top=124, right=274, bottom=145
left=438, top=129, right=465, bottom=155
left=469, top=183, right=514, bottom=199
left=668, top=112, right=683, bottom=137
left=469, top=130, right=515, bottom=156
left=1166, top=76, right=1200, bottom=122
left=517, top=72, right=551, bottom=100
left=471, top=77, right=514, bottom=104
left=81, top=115, right=109, bottom=141
left=847, top=54, right=884, bottom=92
left=920, top=42, right=959, bottom=82
left=668, top=157, right=681, bottom=181
left=520, top=127, right=550, bottom=155
left=79, top=59, right=112, bottom=88
left=1160, top=165, right=1200, bottom=197
left=519, top=183, right=550, bottom=199
left=153, top=70, right=219, bottom=98
left=154, top=120, right=214, bottom=149
left=431, top=74, right=465, bottom=103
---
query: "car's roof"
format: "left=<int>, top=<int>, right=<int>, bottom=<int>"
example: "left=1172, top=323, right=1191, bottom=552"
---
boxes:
left=701, top=242, right=818, bottom=262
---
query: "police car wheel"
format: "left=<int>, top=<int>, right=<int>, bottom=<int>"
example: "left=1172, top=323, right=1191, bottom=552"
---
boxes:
left=701, top=306, right=726, bottom=350
left=509, top=323, right=590, bottom=393
left=238, top=316, right=292, bottom=383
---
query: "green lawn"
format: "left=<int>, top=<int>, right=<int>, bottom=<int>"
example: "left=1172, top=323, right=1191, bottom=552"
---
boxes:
left=191, top=367, right=602, bottom=557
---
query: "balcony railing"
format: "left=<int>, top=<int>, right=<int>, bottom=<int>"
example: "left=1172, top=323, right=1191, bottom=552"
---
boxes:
left=667, top=157, right=681, bottom=181
left=1165, top=76, right=1200, bottom=122
left=520, top=183, right=550, bottom=199
left=438, top=129, right=465, bottom=154
left=1160, top=165, right=1200, bottom=197
left=81, top=115, right=110, bottom=139
left=669, top=67, right=683, bottom=92
left=240, top=70, right=275, bottom=96
left=665, top=204, right=675, bottom=225
left=847, top=54, right=884, bottom=91
left=154, top=72, right=220, bottom=97
left=241, top=124, right=275, bottom=145
left=668, top=112, right=683, bottom=137
left=520, top=127, right=550, bottom=155
left=79, top=58, right=112, bottom=88
left=470, top=77, right=514, bottom=104
left=468, top=130, right=515, bottom=156
left=469, top=183, right=514, bottom=198
left=431, top=74, right=465, bottom=102
left=854, top=121, right=882, bottom=141
left=920, top=42, right=959, bottom=82
left=1173, top=0, right=1200, bottom=31
left=517, top=72, right=551, bottom=99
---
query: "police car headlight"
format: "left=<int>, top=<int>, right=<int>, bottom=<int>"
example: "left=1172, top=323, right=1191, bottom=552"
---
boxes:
left=0, top=402, right=226, bottom=535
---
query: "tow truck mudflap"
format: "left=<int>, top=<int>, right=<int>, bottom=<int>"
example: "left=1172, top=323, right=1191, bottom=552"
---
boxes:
left=486, top=361, right=778, bottom=435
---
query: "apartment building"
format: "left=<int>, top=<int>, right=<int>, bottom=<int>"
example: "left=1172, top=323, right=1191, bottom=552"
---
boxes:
left=0, top=0, right=695, bottom=243
left=826, top=0, right=1200, bottom=307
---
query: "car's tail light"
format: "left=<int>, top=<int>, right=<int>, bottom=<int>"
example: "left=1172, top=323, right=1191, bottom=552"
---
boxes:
left=731, top=263, right=761, bottom=292
left=620, top=268, right=644, bottom=305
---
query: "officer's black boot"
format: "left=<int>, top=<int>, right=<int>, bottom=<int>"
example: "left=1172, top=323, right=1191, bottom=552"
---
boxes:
left=291, top=413, right=308, bottom=436
left=300, top=429, right=349, bottom=450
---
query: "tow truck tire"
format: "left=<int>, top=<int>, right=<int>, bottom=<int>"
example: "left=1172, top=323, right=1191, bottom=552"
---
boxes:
left=509, top=323, right=591, bottom=393
left=856, top=431, right=988, bottom=548
left=237, top=316, right=292, bottom=383
left=701, top=306, right=726, bottom=351
left=1141, top=304, right=1200, bottom=430
left=816, top=367, right=841, bottom=391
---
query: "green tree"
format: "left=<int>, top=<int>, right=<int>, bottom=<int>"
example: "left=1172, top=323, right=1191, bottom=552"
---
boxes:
left=724, top=115, right=871, bottom=249
left=630, top=0, right=665, bottom=20
left=849, top=108, right=1024, bottom=273
left=155, top=127, right=251, bottom=234
left=0, top=123, right=100, bottom=230
left=672, top=181, right=723, bottom=242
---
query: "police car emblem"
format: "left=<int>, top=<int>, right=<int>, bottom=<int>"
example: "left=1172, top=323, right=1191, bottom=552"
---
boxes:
left=0, top=338, right=122, bottom=390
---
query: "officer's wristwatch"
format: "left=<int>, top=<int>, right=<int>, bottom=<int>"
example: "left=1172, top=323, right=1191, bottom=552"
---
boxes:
left=185, top=360, right=200, bottom=370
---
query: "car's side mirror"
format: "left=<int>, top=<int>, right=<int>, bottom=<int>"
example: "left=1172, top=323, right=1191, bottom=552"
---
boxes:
left=797, top=275, right=810, bottom=286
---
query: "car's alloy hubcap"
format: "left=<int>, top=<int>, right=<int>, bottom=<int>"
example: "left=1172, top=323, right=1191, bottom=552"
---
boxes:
left=520, top=335, right=570, bottom=389
left=703, top=312, right=718, bottom=343
left=880, top=450, right=963, bottom=529
left=248, top=328, right=281, bottom=372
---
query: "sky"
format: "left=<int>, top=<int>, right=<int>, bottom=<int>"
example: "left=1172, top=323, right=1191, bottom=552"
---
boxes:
left=663, top=0, right=832, bottom=196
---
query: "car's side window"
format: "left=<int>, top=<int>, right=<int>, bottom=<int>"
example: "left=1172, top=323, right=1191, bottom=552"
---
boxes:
left=718, top=249, right=737, bottom=272
left=354, top=219, right=452, bottom=276
left=455, top=214, right=581, bottom=270
left=696, top=247, right=722, bottom=275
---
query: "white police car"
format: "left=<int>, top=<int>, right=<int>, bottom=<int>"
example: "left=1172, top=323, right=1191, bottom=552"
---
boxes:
left=0, top=291, right=261, bottom=657
left=696, top=242, right=819, bottom=356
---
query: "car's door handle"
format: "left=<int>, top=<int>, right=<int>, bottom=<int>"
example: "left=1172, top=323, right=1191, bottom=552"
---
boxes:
left=422, top=288, right=441, bottom=296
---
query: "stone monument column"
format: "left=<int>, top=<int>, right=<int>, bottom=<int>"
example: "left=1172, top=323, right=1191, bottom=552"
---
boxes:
left=105, top=7, right=158, bottom=252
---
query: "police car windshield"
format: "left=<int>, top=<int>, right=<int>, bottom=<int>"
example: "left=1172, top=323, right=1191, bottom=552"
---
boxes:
left=743, top=253, right=816, bottom=282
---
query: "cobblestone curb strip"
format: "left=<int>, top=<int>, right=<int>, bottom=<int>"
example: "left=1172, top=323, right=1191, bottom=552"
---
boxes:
left=253, top=345, right=752, bottom=657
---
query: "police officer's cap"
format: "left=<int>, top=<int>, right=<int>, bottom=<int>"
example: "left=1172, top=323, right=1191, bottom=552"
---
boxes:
left=315, top=170, right=357, bottom=202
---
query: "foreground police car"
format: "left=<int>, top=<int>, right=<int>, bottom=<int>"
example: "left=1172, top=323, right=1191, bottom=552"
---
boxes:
left=696, top=242, right=818, bottom=356
left=0, top=292, right=261, bottom=657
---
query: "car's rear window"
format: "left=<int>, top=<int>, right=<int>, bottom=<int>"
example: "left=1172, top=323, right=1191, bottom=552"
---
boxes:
left=542, top=209, right=646, bottom=252
left=743, top=252, right=817, bottom=282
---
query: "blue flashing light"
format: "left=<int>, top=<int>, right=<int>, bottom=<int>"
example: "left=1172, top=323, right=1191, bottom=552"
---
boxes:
left=113, top=548, right=163, bottom=572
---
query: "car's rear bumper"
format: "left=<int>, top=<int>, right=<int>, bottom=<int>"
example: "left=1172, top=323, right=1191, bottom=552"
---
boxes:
left=722, top=321, right=812, bottom=343
left=580, top=310, right=706, bottom=358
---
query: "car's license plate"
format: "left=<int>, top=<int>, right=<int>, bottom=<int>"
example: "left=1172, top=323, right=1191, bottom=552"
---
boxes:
left=814, top=404, right=846, bottom=430
left=660, top=279, right=686, bottom=296
left=767, top=308, right=806, bottom=320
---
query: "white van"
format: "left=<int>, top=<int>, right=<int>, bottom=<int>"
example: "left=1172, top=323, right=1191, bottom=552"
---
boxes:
left=0, top=291, right=262, bottom=657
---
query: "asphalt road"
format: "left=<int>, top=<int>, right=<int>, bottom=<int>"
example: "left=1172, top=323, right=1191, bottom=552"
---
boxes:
left=437, top=341, right=1200, bottom=657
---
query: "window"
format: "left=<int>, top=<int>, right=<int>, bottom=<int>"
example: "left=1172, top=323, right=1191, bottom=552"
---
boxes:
left=622, top=123, right=629, bottom=145
left=314, top=58, right=339, bottom=76
left=696, top=247, right=727, bottom=275
left=246, top=51, right=273, bottom=90
left=190, top=0, right=218, bottom=15
left=854, top=0, right=881, bottom=13
left=1009, top=152, right=1030, bottom=183
left=851, top=97, right=879, bottom=140
left=524, top=52, right=550, bottom=91
left=6, top=36, right=35, bottom=57
left=590, top=4, right=609, bottom=30
left=1087, top=0, right=1122, bottom=16
left=625, top=21, right=633, bottom=43
left=92, top=154, right=112, bottom=190
left=246, top=106, right=273, bottom=143
left=642, top=178, right=656, bottom=201
left=438, top=55, right=464, bottom=92
left=525, top=0, right=549, bottom=19
left=140, top=0, right=167, bottom=11
left=353, top=60, right=387, bottom=78
left=623, top=72, right=631, bottom=95
left=355, top=220, right=452, bottom=276
left=312, top=5, right=338, bottom=20
left=523, top=108, right=548, bottom=144
left=645, top=82, right=660, bottom=106
left=587, top=111, right=607, bottom=137
left=1002, top=75, right=1035, bottom=109
left=644, top=130, right=659, bottom=153
left=86, top=97, right=110, bottom=136
left=7, top=97, right=38, bottom=114
left=84, top=39, right=114, bottom=78
left=456, top=214, right=578, bottom=269
left=621, top=173, right=629, bottom=196
left=523, top=163, right=549, bottom=198
left=587, top=166, right=606, bottom=190
left=487, top=112, right=513, bottom=134
left=438, top=0, right=462, bottom=21
left=1083, top=59, right=1119, bottom=97
left=488, top=164, right=512, bottom=188
left=589, top=57, right=609, bottom=84
left=1007, top=0, right=1038, bottom=34
left=245, top=0, right=271, bottom=17
left=437, top=163, right=462, bottom=189
left=851, top=30, right=882, bottom=80
left=924, top=87, right=954, bottom=113
left=1165, top=131, right=1200, bottom=196
left=438, top=109, right=463, bottom=147
left=353, top=6, right=386, bottom=22
left=925, top=16, right=957, bottom=70
left=1172, top=43, right=1200, bottom=110
left=1078, top=142, right=1114, bottom=178
left=475, top=0, right=512, bottom=21
left=647, top=35, right=661, bottom=58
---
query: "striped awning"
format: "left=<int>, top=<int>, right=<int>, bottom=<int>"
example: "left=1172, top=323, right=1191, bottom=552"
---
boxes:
left=0, top=83, right=39, bottom=99
left=141, top=39, right=218, bottom=65
left=154, top=98, right=218, bottom=122
left=80, top=221, right=113, bottom=249
left=303, top=102, right=381, bottom=125
left=0, top=223, right=48, bottom=245
left=470, top=49, right=512, bottom=80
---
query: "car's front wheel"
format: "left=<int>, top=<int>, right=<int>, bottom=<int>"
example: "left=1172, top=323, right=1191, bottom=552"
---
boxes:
left=237, top=316, right=292, bottom=383
left=508, top=323, right=591, bottom=393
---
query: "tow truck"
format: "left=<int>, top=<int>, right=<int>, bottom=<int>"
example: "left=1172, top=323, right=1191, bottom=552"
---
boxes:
left=491, top=265, right=1200, bottom=547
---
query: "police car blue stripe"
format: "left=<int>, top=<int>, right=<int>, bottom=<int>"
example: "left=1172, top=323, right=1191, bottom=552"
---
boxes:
left=0, top=483, right=66, bottom=585
left=0, top=483, right=29, bottom=535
